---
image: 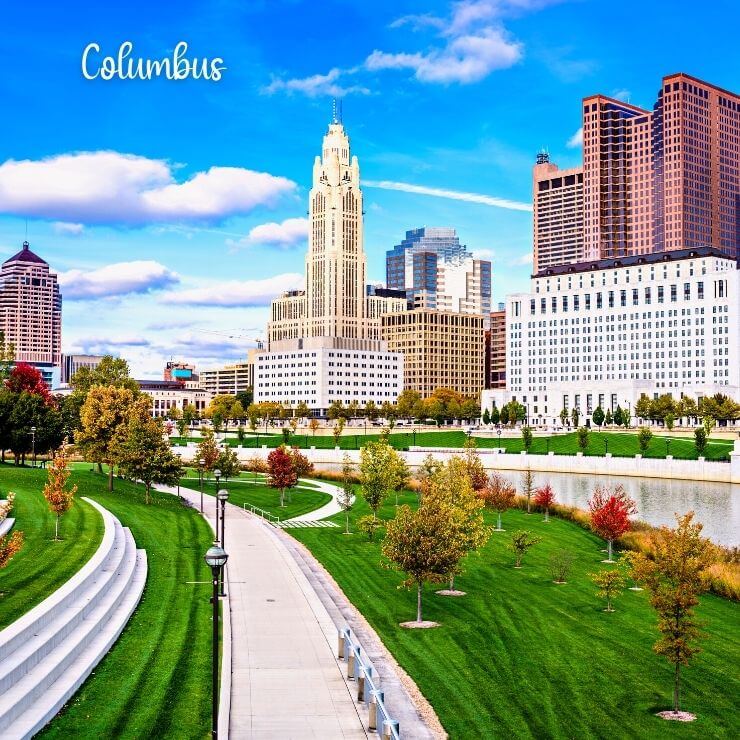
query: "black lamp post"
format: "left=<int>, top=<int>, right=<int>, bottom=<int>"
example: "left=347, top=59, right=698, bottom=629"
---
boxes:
left=213, top=469, right=222, bottom=539
left=497, top=428, right=502, bottom=447
left=666, top=438, right=671, bottom=457
left=412, top=428, right=416, bottom=446
left=30, top=426, right=37, bottom=468
left=217, top=489, right=229, bottom=597
left=204, top=542, right=228, bottom=740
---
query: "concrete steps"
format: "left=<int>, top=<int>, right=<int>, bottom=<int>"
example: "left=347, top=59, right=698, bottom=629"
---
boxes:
left=0, top=518, right=14, bottom=538
left=0, top=497, right=147, bottom=739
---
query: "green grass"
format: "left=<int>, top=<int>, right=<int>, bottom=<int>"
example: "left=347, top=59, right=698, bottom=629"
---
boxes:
left=178, top=472, right=331, bottom=520
left=290, top=489, right=740, bottom=739
left=0, top=465, right=105, bottom=629
left=14, top=469, right=216, bottom=739
left=170, top=430, right=733, bottom=460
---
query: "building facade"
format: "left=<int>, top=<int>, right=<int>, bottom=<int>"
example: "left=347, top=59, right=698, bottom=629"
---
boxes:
left=0, top=242, right=62, bottom=386
left=61, top=354, right=104, bottom=385
left=256, top=112, right=404, bottom=414
left=483, top=248, right=739, bottom=426
left=201, top=353, right=257, bottom=396
left=137, top=380, right=211, bottom=418
left=533, top=152, right=584, bottom=273
left=485, top=306, right=506, bottom=390
left=381, top=309, right=484, bottom=398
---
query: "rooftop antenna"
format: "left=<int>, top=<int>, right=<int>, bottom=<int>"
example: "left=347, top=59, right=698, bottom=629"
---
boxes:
left=332, top=98, right=338, bottom=124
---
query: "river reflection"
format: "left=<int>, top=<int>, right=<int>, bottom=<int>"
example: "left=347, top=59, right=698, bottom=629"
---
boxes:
left=520, top=471, right=739, bottom=547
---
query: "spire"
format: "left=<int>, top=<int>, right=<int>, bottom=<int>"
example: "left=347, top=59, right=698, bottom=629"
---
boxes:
left=331, top=98, right=343, bottom=125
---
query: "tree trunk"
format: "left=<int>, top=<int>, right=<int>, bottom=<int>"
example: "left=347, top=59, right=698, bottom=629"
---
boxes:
left=544, top=508, right=549, bottom=522
left=97, top=461, right=103, bottom=474
left=345, top=513, right=349, bottom=534
left=497, top=512, right=502, bottom=530
left=145, top=484, right=151, bottom=505
left=416, top=582, right=422, bottom=622
left=674, top=663, right=681, bottom=712
left=607, top=539, right=613, bottom=561
left=280, top=488, right=285, bottom=507
left=527, top=496, right=531, bottom=514
left=449, top=573, right=455, bottom=591
left=55, top=514, right=59, bottom=540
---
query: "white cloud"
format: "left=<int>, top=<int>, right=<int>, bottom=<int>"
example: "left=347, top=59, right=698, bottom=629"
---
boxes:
left=566, top=127, right=583, bottom=148
left=512, top=251, right=533, bottom=265
left=59, top=260, right=179, bottom=300
left=473, top=248, right=496, bottom=260
left=0, top=151, right=296, bottom=225
left=364, top=179, right=531, bottom=212
left=263, top=68, right=369, bottom=97
left=161, top=272, right=304, bottom=308
left=52, top=221, right=85, bottom=236
left=612, top=88, right=631, bottom=101
left=227, top=217, right=309, bottom=250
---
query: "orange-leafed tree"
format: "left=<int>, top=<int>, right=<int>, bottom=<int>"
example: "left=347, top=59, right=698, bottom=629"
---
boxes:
left=0, top=530, right=24, bottom=569
left=43, top=439, right=77, bottom=540
left=588, top=484, right=637, bottom=562
left=463, top=438, right=488, bottom=492
left=534, top=483, right=556, bottom=522
left=480, top=472, right=516, bottom=531
left=267, top=445, right=297, bottom=508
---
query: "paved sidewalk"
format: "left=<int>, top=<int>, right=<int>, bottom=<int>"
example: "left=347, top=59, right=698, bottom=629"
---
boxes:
left=165, top=486, right=367, bottom=739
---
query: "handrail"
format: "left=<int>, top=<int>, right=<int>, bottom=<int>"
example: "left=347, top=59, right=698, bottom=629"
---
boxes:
left=338, top=627, right=400, bottom=739
left=242, top=503, right=280, bottom=526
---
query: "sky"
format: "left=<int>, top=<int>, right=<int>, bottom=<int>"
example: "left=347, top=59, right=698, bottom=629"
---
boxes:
left=0, top=0, right=736, bottom=377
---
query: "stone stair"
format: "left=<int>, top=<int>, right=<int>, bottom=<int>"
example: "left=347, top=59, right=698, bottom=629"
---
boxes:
left=0, top=497, right=147, bottom=739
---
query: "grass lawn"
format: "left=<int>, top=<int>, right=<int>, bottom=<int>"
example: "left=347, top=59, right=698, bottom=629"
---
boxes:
left=178, top=473, right=331, bottom=520
left=170, top=430, right=733, bottom=460
left=290, top=489, right=740, bottom=739
left=24, top=469, right=215, bottom=739
left=0, top=465, right=104, bottom=630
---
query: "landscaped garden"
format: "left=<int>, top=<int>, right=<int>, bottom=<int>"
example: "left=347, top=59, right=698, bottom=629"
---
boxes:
left=289, top=486, right=740, bottom=738
left=0, top=466, right=215, bottom=739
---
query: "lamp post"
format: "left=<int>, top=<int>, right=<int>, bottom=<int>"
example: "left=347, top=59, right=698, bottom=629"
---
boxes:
left=204, top=542, right=228, bottom=740
left=30, top=426, right=37, bottom=468
left=213, top=469, right=222, bottom=539
left=497, top=429, right=502, bottom=446
left=412, top=428, right=416, bottom=446
left=666, top=438, right=671, bottom=457
left=198, top=458, right=205, bottom=513
left=217, top=489, right=229, bottom=597
left=605, top=438, right=609, bottom=455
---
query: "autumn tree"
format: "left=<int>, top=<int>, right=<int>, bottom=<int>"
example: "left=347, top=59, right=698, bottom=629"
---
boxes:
left=549, top=550, right=575, bottom=584
left=510, top=531, right=541, bottom=568
left=309, top=417, right=320, bottom=436
left=6, top=363, right=54, bottom=406
left=332, top=417, right=345, bottom=446
left=577, top=426, right=590, bottom=452
left=520, top=467, right=535, bottom=514
left=591, top=568, right=626, bottom=612
left=216, top=447, right=241, bottom=482
left=588, top=484, right=637, bottom=562
left=267, top=445, right=297, bottom=508
left=521, top=426, right=533, bottom=452
left=534, top=483, right=556, bottom=522
left=195, top=429, right=220, bottom=479
left=339, top=454, right=355, bottom=534
left=77, top=386, right=150, bottom=490
left=43, top=439, right=77, bottom=539
left=638, top=426, right=653, bottom=454
left=359, top=441, right=396, bottom=520
left=0, top=530, right=24, bottom=569
left=117, top=416, right=182, bottom=504
left=480, top=472, right=516, bottom=531
left=415, top=453, right=442, bottom=504
left=382, top=498, right=464, bottom=625
left=463, top=438, right=488, bottom=492
left=388, top=451, right=410, bottom=507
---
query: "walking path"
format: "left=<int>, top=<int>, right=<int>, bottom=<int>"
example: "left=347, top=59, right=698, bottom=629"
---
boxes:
left=162, top=485, right=367, bottom=739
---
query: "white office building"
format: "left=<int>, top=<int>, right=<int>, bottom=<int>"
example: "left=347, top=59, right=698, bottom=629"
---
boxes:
left=482, top=247, right=739, bottom=426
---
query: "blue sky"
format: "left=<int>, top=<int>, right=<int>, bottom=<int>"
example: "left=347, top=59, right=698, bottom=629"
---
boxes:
left=0, top=0, right=736, bottom=377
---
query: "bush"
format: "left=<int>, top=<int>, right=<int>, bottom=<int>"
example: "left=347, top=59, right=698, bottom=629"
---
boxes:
left=637, top=426, right=653, bottom=453
left=549, top=550, right=575, bottom=583
left=357, top=514, right=383, bottom=541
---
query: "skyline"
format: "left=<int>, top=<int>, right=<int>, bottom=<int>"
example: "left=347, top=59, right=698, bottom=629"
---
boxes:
left=0, top=0, right=737, bottom=376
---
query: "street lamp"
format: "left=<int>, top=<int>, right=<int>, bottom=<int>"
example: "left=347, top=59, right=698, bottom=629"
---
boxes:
left=217, top=489, right=229, bottom=597
left=204, top=542, right=228, bottom=740
left=412, top=428, right=416, bottom=446
left=666, top=438, right=671, bottom=457
left=497, top=428, right=502, bottom=448
left=30, top=426, right=37, bottom=468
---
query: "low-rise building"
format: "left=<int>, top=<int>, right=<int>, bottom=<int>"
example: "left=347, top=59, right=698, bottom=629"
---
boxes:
left=200, top=353, right=257, bottom=396
left=137, top=380, right=211, bottom=418
left=61, top=354, right=104, bottom=384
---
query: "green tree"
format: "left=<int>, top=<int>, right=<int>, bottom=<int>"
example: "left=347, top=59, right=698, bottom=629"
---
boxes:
left=630, top=513, right=715, bottom=717
left=665, top=413, right=675, bottom=431
left=604, top=408, right=613, bottom=426
left=0, top=331, right=15, bottom=382
left=364, top=399, right=379, bottom=421
left=70, top=355, right=139, bottom=395
left=339, top=454, right=355, bottom=534
left=571, top=407, right=580, bottom=428
left=559, top=408, right=569, bottom=428
left=521, top=426, right=533, bottom=451
left=693, top=427, right=707, bottom=456
left=634, top=394, right=651, bottom=423
left=591, top=568, right=627, bottom=612
left=638, top=426, right=653, bottom=454
left=332, top=417, right=345, bottom=446
left=490, top=404, right=500, bottom=425
left=216, top=447, right=241, bottom=482
left=592, top=406, right=605, bottom=428
left=195, top=429, right=220, bottom=480
left=702, top=415, right=715, bottom=435
left=395, top=389, right=421, bottom=419
left=482, top=408, right=491, bottom=425
left=359, top=441, right=396, bottom=520
left=613, top=406, right=623, bottom=427
left=577, top=426, right=589, bottom=452
left=295, top=401, right=310, bottom=420
left=509, top=530, right=541, bottom=568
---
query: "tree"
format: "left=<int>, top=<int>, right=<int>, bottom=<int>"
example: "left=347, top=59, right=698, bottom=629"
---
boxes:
left=381, top=401, right=397, bottom=427
left=521, top=426, right=533, bottom=452
left=388, top=450, right=410, bottom=507
left=665, top=413, right=675, bottom=432
left=216, top=448, right=241, bottom=482
left=520, top=467, right=535, bottom=514
left=0, top=331, right=14, bottom=382
left=364, top=400, right=379, bottom=421
left=480, top=473, right=516, bottom=531
left=638, top=426, right=653, bottom=454
left=117, top=417, right=182, bottom=504
left=43, top=439, right=77, bottom=539
left=332, top=417, right=345, bottom=446
left=76, top=386, right=149, bottom=490
left=630, top=513, right=715, bottom=718
left=604, top=408, right=613, bottom=426
left=588, top=484, right=637, bottom=562
left=549, top=550, right=575, bottom=584
left=382, top=499, right=464, bottom=625
left=634, top=394, right=651, bottom=423
left=182, top=403, right=197, bottom=436
left=289, top=447, right=313, bottom=478
left=490, top=404, right=500, bottom=426
left=395, top=389, right=421, bottom=419
left=5, top=391, right=64, bottom=465
left=463, top=438, right=488, bottom=492
left=571, top=407, right=580, bottom=428
left=6, top=363, right=54, bottom=406
left=248, top=408, right=259, bottom=434
left=339, top=454, right=355, bottom=534
left=295, top=401, right=310, bottom=420
left=613, top=406, right=623, bottom=427
left=359, top=441, right=396, bottom=520
left=510, top=531, right=541, bottom=568
left=327, top=400, right=345, bottom=420
left=195, top=429, right=220, bottom=478
left=591, top=568, right=626, bottom=612
left=267, top=445, right=297, bottom=508
left=281, top=427, right=292, bottom=444
left=559, top=408, right=569, bottom=428
left=70, top=355, right=139, bottom=395
left=534, top=483, right=555, bottom=522
left=693, top=427, right=707, bottom=456
left=0, top=530, right=24, bottom=569
left=577, top=426, right=589, bottom=452
left=309, top=417, right=320, bottom=436
left=415, top=453, right=442, bottom=504
left=482, top=408, right=491, bottom=426
left=592, top=406, right=605, bottom=428
left=235, top=389, right=253, bottom=410
left=702, top=415, right=715, bottom=436
left=231, top=400, right=245, bottom=423
left=678, top=396, right=698, bottom=424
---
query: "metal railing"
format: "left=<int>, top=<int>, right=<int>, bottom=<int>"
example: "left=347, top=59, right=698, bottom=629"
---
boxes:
left=338, top=627, right=400, bottom=739
left=242, top=503, right=280, bottom=526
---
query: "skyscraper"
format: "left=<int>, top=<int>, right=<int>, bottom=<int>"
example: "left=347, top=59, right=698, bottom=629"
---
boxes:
left=0, top=241, right=62, bottom=385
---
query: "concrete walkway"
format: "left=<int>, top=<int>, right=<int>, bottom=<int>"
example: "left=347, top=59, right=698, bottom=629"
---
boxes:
left=166, top=485, right=367, bottom=739
left=286, top=478, right=348, bottom=523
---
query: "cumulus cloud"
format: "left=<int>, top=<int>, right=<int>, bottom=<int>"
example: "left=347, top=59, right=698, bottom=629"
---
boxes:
left=512, top=251, right=534, bottom=265
left=52, top=221, right=85, bottom=236
left=59, top=260, right=179, bottom=300
left=364, top=179, right=531, bottom=212
left=0, top=151, right=296, bottom=225
left=473, top=248, right=496, bottom=260
left=566, top=127, right=583, bottom=148
left=227, top=217, right=309, bottom=251
left=263, top=68, right=369, bottom=97
left=161, top=272, right=304, bottom=308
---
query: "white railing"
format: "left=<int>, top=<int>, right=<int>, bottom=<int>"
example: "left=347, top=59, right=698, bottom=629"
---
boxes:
left=242, top=503, right=280, bottom=526
left=338, top=627, right=400, bottom=739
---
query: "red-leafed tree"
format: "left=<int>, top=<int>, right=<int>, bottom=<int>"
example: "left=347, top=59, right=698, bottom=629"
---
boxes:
left=267, top=445, right=297, bottom=508
left=588, top=484, right=637, bottom=562
left=534, top=484, right=556, bottom=522
left=6, top=363, right=54, bottom=406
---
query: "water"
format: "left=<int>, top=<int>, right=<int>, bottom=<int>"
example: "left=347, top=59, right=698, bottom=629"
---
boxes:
left=517, top=471, right=740, bottom=547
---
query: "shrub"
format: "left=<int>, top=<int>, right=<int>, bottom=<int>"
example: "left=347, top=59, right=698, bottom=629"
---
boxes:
left=549, top=550, right=575, bottom=583
left=358, top=514, right=383, bottom=542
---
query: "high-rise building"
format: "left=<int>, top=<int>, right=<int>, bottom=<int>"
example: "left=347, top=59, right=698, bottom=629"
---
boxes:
left=532, top=152, right=584, bottom=273
left=201, top=351, right=261, bottom=396
left=164, top=361, right=196, bottom=382
left=381, top=309, right=485, bottom=399
left=385, top=227, right=492, bottom=316
left=256, top=112, right=403, bottom=413
left=485, top=305, right=506, bottom=390
left=0, top=241, right=62, bottom=386
left=61, top=354, right=104, bottom=385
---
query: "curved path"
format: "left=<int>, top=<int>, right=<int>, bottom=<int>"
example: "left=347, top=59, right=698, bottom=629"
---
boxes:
left=285, top=477, right=349, bottom=523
